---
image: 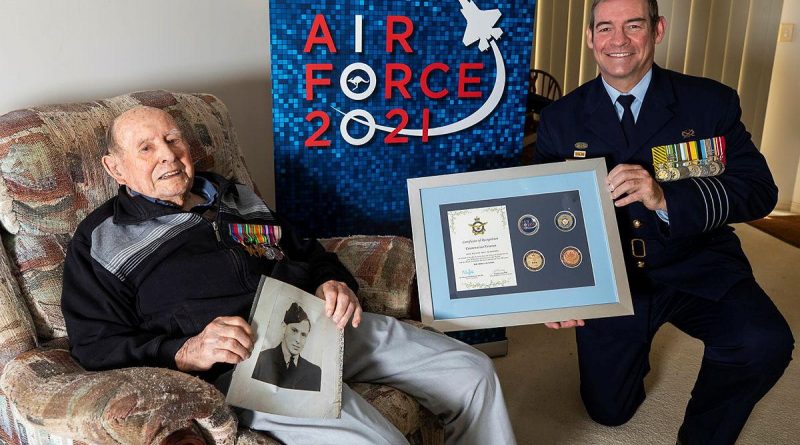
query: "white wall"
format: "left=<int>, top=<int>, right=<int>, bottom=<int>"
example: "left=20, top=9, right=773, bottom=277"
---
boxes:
left=761, top=0, right=800, bottom=212
left=0, top=0, right=276, bottom=205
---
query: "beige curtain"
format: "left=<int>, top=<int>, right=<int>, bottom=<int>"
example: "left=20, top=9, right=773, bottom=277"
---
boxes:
left=532, top=0, right=784, bottom=146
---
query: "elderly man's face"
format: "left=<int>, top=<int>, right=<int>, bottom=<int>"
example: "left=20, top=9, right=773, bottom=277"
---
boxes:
left=587, top=0, right=665, bottom=92
left=102, top=107, right=194, bottom=206
left=283, top=320, right=311, bottom=356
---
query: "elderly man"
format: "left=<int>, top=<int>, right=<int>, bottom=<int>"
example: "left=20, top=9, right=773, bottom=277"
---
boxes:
left=252, top=303, right=322, bottom=391
left=535, top=0, right=793, bottom=444
left=61, top=106, right=516, bottom=444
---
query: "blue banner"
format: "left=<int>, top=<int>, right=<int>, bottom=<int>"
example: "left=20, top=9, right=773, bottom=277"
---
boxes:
left=271, top=0, right=536, bottom=237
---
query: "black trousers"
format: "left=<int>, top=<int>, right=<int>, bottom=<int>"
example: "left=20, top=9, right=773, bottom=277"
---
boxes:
left=576, top=278, right=794, bottom=445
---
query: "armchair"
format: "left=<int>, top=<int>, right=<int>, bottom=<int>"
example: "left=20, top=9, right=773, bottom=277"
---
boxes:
left=0, top=91, right=443, bottom=444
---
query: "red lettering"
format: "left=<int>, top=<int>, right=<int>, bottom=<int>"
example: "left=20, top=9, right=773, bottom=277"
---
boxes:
left=305, top=64, right=333, bottom=101
left=305, top=110, right=331, bottom=147
left=385, top=109, right=409, bottom=144
left=385, top=63, right=412, bottom=99
left=386, top=16, right=414, bottom=53
left=421, top=63, right=449, bottom=99
left=422, top=108, right=430, bottom=143
left=304, top=14, right=337, bottom=53
left=458, top=63, right=484, bottom=98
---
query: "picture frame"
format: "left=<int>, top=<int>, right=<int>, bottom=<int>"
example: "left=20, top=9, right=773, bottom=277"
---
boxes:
left=407, top=158, right=632, bottom=332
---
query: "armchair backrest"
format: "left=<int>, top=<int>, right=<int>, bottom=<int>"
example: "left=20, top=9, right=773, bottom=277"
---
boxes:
left=0, top=91, right=254, bottom=354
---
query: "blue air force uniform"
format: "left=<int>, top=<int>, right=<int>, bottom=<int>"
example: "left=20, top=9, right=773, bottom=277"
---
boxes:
left=535, top=64, right=794, bottom=444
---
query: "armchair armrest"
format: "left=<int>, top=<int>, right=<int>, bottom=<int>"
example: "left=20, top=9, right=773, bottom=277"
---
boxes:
left=319, top=236, right=419, bottom=320
left=0, top=348, right=237, bottom=445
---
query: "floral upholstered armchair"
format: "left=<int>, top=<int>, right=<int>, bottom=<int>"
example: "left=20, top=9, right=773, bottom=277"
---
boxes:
left=0, top=91, right=443, bottom=445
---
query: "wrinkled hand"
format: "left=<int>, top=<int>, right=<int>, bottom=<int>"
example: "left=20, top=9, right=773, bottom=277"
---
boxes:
left=544, top=319, right=585, bottom=329
left=607, top=164, right=667, bottom=211
left=175, top=316, right=254, bottom=372
left=316, top=280, right=362, bottom=329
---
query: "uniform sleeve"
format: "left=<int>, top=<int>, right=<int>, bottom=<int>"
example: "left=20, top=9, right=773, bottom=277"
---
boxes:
left=61, top=229, right=189, bottom=371
left=660, top=89, right=778, bottom=239
left=274, top=213, right=359, bottom=294
left=532, top=107, right=566, bottom=164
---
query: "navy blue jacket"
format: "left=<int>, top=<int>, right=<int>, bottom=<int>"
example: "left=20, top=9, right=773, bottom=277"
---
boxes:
left=535, top=65, right=777, bottom=299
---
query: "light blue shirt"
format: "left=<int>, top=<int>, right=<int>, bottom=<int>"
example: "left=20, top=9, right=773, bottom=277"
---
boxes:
left=601, top=68, right=652, bottom=123
left=601, top=69, right=669, bottom=223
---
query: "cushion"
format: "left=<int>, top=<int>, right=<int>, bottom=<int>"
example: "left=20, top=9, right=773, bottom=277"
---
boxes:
left=319, top=236, right=418, bottom=320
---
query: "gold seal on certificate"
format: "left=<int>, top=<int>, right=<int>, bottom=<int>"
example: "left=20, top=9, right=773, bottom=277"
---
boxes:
left=517, top=214, right=539, bottom=235
left=555, top=211, right=576, bottom=232
left=523, top=250, right=545, bottom=272
left=560, top=246, right=582, bottom=268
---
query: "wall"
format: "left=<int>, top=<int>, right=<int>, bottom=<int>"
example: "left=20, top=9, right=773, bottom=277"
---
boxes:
left=0, top=0, right=276, bottom=205
left=760, top=0, right=800, bottom=212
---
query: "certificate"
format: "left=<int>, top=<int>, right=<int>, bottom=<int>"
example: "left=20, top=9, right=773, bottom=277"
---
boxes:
left=446, top=205, right=517, bottom=292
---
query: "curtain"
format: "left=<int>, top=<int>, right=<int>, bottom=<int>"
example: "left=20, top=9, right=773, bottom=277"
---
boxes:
left=532, top=0, right=784, bottom=146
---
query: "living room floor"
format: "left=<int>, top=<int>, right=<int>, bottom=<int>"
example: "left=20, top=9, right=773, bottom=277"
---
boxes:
left=493, top=223, right=800, bottom=444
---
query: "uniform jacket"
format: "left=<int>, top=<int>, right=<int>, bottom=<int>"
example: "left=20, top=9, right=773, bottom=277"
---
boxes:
left=251, top=344, right=322, bottom=392
left=535, top=65, right=777, bottom=300
left=62, top=172, right=357, bottom=380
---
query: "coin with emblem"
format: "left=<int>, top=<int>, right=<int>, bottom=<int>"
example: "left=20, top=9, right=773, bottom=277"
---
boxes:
left=554, top=211, right=576, bottom=232
left=560, top=246, right=582, bottom=268
left=523, top=250, right=545, bottom=272
left=517, top=214, right=539, bottom=235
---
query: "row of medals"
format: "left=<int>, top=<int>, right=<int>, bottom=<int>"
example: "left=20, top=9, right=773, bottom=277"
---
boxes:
left=655, top=158, right=725, bottom=182
left=517, top=210, right=582, bottom=272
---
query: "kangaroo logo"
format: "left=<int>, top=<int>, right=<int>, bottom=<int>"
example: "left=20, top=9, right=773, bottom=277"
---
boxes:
left=347, top=75, right=370, bottom=91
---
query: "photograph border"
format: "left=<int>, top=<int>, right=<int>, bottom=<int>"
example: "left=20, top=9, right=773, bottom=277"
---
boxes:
left=407, top=158, right=633, bottom=331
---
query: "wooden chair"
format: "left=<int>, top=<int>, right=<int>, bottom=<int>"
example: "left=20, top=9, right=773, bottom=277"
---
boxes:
left=522, top=69, right=562, bottom=164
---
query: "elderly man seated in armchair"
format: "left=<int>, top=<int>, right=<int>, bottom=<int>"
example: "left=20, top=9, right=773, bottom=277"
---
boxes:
left=60, top=105, right=516, bottom=445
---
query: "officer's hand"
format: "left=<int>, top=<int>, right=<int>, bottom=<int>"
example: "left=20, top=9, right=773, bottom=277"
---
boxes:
left=544, top=319, right=585, bottom=329
left=607, top=164, right=667, bottom=212
left=316, top=280, right=362, bottom=329
left=175, top=316, right=254, bottom=372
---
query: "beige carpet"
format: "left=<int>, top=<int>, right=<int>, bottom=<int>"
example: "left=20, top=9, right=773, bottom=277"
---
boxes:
left=493, top=223, right=800, bottom=444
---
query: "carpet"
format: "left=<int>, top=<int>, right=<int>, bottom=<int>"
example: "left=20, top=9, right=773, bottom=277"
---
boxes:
left=747, top=215, right=800, bottom=248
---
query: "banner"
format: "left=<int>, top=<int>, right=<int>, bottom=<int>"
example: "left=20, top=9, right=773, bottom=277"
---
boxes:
left=270, top=0, right=536, bottom=237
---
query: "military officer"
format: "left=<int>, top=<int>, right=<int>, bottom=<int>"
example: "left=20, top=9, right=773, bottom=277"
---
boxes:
left=534, top=1, right=794, bottom=444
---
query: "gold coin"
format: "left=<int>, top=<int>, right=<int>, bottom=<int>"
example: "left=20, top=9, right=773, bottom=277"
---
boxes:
left=560, top=246, right=582, bottom=268
left=523, top=250, right=545, bottom=272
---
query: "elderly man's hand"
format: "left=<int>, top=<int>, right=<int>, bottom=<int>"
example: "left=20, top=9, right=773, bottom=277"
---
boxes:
left=607, top=164, right=667, bottom=211
left=316, top=280, right=362, bottom=329
left=175, top=316, right=254, bottom=372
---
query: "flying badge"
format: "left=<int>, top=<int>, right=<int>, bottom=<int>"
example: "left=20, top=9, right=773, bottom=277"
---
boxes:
left=229, top=223, right=284, bottom=259
left=681, top=129, right=696, bottom=139
left=469, top=217, right=487, bottom=235
left=574, top=142, right=588, bottom=158
left=652, top=136, right=726, bottom=182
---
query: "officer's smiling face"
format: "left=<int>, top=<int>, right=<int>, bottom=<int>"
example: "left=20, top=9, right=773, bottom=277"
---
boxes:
left=587, top=0, right=666, bottom=92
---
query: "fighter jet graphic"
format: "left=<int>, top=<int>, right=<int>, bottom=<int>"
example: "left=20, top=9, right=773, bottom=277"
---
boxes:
left=459, top=0, right=503, bottom=52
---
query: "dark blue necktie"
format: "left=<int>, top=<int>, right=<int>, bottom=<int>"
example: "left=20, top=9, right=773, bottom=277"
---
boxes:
left=617, top=94, right=636, bottom=148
